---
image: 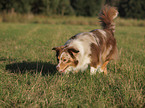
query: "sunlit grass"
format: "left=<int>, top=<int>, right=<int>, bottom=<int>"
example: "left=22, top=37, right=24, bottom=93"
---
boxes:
left=0, top=14, right=145, bottom=27
left=0, top=22, right=144, bottom=107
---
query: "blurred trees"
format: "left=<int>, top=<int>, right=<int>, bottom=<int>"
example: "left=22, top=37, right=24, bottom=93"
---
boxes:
left=70, top=0, right=102, bottom=16
left=0, top=0, right=144, bottom=19
left=118, top=0, right=145, bottom=19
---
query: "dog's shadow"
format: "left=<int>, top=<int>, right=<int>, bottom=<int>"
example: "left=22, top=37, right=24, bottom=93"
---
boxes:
left=6, top=61, right=57, bottom=76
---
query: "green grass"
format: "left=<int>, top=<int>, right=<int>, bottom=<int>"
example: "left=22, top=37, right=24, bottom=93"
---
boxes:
left=0, top=22, right=145, bottom=107
left=1, top=14, right=145, bottom=27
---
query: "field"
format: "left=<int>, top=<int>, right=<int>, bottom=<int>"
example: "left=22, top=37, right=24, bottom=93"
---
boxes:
left=0, top=22, right=145, bottom=107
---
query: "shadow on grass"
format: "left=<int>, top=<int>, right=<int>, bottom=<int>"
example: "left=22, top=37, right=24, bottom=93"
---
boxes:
left=6, top=61, right=57, bottom=76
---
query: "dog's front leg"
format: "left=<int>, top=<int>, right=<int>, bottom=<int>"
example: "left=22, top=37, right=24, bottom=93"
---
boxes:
left=90, top=67, right=97, bottom=75
left=90, top=65, right=101, bottom=75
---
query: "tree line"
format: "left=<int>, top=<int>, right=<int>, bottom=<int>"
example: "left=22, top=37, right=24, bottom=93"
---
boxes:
left=0, top=0, right=144, bottom=19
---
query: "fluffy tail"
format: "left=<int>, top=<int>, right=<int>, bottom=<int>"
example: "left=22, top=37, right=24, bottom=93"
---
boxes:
left=99, top=5, right=118, bottom=33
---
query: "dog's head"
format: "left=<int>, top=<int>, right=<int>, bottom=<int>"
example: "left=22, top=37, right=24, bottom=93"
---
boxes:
left=52, top=46, right=79, bottom=73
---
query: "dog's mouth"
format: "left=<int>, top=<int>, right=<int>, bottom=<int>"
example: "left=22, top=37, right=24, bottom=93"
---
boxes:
left=60, top=65, right=69, bottom=73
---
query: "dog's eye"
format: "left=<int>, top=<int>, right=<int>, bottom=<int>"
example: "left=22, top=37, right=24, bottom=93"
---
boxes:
left=63, top=59, right=67, bottom=62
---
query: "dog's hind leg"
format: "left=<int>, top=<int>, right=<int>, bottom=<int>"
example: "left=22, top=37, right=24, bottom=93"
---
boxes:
left=100, top=61, right=109, bottom=75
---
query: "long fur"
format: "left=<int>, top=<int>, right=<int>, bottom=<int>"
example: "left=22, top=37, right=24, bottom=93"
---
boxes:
left=99, top=5, right=118, bottom=33
left=52, top=5, right=118, bottom=75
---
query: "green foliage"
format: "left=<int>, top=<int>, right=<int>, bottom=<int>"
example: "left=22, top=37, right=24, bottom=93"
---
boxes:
left=70, top=0, right=102, bottom=16
left=118, top=0, right=145, bottom=19
left=57, top=0, right=74, bottom=15
left=31, top=0, right=74, bottom=15
left=31, top=0, right=46, bottom=14
left=0, top=23, right=145, bottom=107
left=0, top=0, right=32, bottom=13
left=0, top=0, right=15, bottom=12
left=0, top=0, right=145, bottom=18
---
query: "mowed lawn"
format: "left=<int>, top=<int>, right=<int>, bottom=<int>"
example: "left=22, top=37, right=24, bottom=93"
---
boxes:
left=0, top=23, right=144, bottom=107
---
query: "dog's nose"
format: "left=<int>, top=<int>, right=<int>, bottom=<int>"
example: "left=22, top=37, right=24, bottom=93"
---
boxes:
left=56, top=66, right=59, bottom=71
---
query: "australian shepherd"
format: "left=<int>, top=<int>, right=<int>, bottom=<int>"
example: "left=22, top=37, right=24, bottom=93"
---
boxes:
left=52, top=5, right=118, bottom=75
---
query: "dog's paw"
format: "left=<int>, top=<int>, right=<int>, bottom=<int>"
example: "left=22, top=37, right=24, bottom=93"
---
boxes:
left=98, top=68, right=104, bottom=73
left=90, top=67, right=97, bottom=75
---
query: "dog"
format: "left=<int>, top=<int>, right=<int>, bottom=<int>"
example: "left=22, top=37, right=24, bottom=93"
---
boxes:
left=52, top=5, right=118, bottom=75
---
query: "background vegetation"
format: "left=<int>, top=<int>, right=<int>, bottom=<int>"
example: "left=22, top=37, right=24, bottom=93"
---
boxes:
left=0, top=0, right=145, bottom=18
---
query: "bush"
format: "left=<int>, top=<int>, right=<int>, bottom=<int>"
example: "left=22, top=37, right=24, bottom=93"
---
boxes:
left=0, top=0, right=145, bottom=18
left=118, top=0, right=145, bottom=19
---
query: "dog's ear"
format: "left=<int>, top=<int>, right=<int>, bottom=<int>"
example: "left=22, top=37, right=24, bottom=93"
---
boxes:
left=67, top=47, right=79, bottom=58
left=52, top=46, right=64, bottom=58
left=52, top=46, right=65, bottom=62
left=52, top=46, right=64, bottom=51
left=52, top=47, right=57, bottom=50
left=52, top=46, right=59, bottom=51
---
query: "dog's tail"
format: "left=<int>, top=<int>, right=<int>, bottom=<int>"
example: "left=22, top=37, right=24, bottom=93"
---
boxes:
left=99, top=5, right=118, bottom=33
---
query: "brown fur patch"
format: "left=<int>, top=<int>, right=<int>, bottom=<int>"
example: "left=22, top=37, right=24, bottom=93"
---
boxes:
left=99, top=5, right=118, bottom=33
left=91, top=30, right=106, bottom=53
left=90, top=43, right=101, bottom=68
left=91, top=29, right=118, bottom=64
left=104, top=30, right=118, bottom=61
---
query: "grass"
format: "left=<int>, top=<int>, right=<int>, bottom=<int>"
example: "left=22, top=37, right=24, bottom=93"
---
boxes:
left=0, top=22, right=145, bottom=107
left=1, top=13, right=145, bottom=27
